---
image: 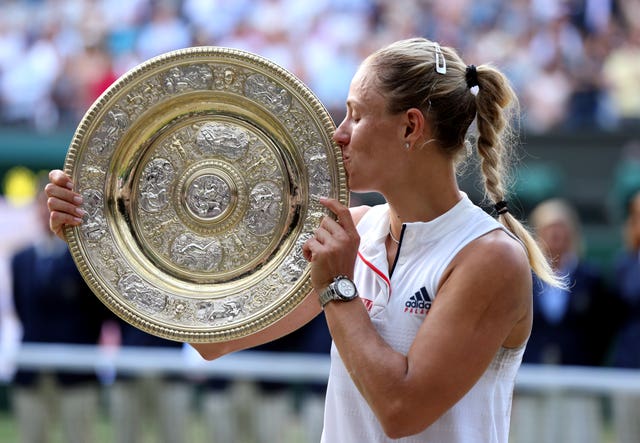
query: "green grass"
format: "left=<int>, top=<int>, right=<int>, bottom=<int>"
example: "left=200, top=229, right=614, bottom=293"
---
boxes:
left=0, top=409, right=141, bottom=443
left=0, top=384, right=617, bottom=443
left=0, top=411, right=17, bottom=443
left=0, top=406, right=308, bottom=443
left=0, top=409, right=232, bottom=443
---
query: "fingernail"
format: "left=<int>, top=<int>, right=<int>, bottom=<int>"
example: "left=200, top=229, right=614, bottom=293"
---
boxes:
left=73, top=195, right=83, bottom=204
left=66, top=181, right=74, bottom=190
left=73, top=217, right=83, bottom=224
left=75, top=208, right=86, bottom=217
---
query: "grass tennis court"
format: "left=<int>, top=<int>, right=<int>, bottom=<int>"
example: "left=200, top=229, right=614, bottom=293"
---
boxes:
left=0, top=391, right=310, bottom=443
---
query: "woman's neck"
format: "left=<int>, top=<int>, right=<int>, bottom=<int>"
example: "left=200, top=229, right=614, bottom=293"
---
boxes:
left=383, top=160, right=461, bottom=229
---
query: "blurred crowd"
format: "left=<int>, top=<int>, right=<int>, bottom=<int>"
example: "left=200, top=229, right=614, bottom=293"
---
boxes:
left=0, top=0, right=639, bottom=133
left=2, top=0, right=640, bottom=441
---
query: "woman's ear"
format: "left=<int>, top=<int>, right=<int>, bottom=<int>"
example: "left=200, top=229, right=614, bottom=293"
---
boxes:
left=404, top=107, right=425, bottom=145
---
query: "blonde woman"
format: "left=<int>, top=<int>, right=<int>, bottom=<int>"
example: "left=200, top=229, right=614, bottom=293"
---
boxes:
left=47, top=38, right=561, bottom=442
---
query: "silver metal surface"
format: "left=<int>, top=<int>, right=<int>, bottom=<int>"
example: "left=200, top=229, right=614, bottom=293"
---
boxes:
left=64, top=46, right=347, bottom=343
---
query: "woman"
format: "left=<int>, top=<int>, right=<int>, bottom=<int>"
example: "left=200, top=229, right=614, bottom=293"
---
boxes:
left=47, top=38, right=560, bottom=442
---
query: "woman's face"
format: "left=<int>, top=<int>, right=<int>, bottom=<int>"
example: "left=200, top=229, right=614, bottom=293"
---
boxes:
left=536, top=220, right=574, bottom=263
left=332, top=63, right=406, bottom=193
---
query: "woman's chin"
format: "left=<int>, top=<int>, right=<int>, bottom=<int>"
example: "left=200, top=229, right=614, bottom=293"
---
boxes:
left=344, top=173, right=376, bottom=194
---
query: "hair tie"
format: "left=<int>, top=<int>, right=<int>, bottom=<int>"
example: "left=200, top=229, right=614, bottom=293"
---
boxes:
left=465, top=64, right=479, bottom=89
left=494, top=200, right=509, bottom=215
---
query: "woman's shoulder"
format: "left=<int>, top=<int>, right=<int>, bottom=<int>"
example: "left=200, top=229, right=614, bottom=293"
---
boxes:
left=454, top=228, right=530, bottom=280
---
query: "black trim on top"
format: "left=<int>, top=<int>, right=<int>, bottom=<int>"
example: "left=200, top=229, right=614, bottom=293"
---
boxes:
left=389, top=224, right=406, bottom=278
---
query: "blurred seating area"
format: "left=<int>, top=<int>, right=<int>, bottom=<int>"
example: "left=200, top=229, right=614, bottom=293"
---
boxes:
left=2, top=1, right=640, bottom=442
left=0, top=0, right=639, bottom=133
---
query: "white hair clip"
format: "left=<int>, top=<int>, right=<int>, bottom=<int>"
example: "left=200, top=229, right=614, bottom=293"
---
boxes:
left=433, top=42, right=446, bottom=75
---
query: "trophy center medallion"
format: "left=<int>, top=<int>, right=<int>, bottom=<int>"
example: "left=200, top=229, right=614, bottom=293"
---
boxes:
left=185, top=172, right=232, bottom=222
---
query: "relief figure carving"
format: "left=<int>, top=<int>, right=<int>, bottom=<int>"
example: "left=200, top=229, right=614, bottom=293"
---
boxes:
left=196, top=122, right=249, bottom=160
left=244, top=145, right=280, bottom=177
left=244, top=74, right=291, bottom=114
left=186, top=174, right=230, bottom=219
left=80, top=189, right=107, bottom=241
left=89, top=109, right=128, bottom=155
left=246, top=181, right=282, bottom=236
left=117, top=273, right=166, bottom=313
left=171, top=233, right=223, bottom=272
left=196, top=300, right=243, bottom=323
left=281, top=251, right=308, bottom=283
left=163, top=65, right=213, bottom=93
left=139, top=158, right=174, bottom=213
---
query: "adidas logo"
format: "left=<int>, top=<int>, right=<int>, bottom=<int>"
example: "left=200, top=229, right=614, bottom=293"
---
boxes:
left=404, top=287, right=432, bottom=314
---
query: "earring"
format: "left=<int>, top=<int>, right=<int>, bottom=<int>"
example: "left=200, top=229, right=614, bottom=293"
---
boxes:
left=404, top=142, right=410, bottom=149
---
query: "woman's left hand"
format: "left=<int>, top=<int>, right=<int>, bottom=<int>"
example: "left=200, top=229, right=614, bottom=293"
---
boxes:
left=302, top=197, right=360, bottom=291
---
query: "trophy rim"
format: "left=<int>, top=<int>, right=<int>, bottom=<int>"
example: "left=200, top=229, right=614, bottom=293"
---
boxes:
left=63, top=46, right=348, bottom=343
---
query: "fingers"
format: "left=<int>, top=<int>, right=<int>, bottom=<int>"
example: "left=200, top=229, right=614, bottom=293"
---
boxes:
left=45, top=169, right=84, bottom=240
left=314, top=217, right=340, bottom=242
left=303, top=198, right=360, bottom=290
left=303, top=224, right=334, bottom=263
left=319, top=197, right=356, bottom=232
left=303, top=197, right=359, bottom=261
left=302, top=237, right=317, bottom=262
left=45, top=172, right=81, bottom=206
left=50, top=210, right=82, bottom=240
left=49, top=169, right=74, bottom=188
left=45, top=169, right=83, bottom=214
left=47, top=194, right=85, bottom=220
left=49, top=195, right=85, bottom=240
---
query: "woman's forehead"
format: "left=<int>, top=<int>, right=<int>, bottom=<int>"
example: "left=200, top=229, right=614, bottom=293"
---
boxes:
left=348, top=64, right=383, bottom=106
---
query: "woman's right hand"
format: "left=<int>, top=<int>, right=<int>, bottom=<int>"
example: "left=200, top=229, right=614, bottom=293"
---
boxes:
left=44, top=169, right=85, bottom=241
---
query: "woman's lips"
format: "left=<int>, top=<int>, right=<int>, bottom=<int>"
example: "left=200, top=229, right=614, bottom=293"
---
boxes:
left=342, top=157, right=351, bottom=173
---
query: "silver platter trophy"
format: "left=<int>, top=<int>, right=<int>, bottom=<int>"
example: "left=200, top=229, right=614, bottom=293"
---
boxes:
left=64, top=47, right=348, bottom=343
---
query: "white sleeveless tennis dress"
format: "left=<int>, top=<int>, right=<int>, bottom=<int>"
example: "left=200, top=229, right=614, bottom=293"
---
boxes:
left=321, top=194, right=526, bottom=443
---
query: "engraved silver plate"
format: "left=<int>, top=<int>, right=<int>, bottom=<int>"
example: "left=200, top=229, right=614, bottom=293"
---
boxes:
left=63, top=47, right=347, bottom=343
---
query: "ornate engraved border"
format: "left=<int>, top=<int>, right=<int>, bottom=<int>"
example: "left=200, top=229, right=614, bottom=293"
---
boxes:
left=63, top=47, right=347, bottom=343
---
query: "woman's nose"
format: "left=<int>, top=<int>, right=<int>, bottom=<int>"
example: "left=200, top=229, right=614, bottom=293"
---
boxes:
left=332, top=120, right=349, bottom=145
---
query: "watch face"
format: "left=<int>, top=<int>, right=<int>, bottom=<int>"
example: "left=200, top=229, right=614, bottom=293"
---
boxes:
left=336, top=278, right=357, bottom=298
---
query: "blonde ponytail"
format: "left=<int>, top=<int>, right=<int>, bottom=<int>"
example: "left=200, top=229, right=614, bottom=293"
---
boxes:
left=474, top=65, right=565, bottom=288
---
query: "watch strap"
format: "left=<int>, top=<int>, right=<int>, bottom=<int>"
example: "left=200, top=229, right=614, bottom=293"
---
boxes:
left=318, top=285, right=337, bottom=308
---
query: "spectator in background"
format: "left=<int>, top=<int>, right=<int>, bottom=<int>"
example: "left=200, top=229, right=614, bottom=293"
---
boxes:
left=54, top=39, right=118, bottom=126
left=565, top=31, right=613, bottom=130
left=610, top=188, right=640, bottom=443
left=108, top=321, right=192, bottom=443
left=522, top=57, right=572, bottom=133
left=135, top=0, right=192, bottom=61
left=0, top=19, right=62, bottom=131
left=511, top=198, right=615, bottom=443
left=525, top=198, right=614, bottom=366
left=10, top=181, right=111, bottom=443
left=603, top=25, right=640, bottom=129
left=0, top=181, right=38, bottom=383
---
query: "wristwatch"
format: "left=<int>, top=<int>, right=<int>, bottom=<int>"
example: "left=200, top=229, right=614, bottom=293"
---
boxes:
left=318, top=275, right=359, bottom=308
